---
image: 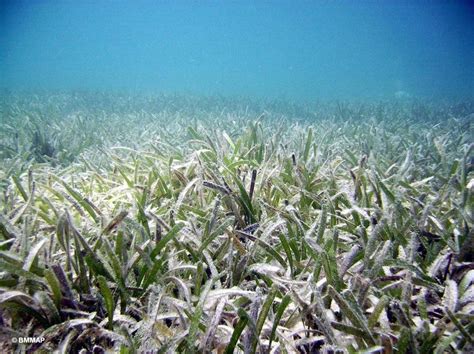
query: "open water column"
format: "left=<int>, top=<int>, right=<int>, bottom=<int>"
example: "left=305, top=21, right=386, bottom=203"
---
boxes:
left=0, top=1, right=473, bottom=352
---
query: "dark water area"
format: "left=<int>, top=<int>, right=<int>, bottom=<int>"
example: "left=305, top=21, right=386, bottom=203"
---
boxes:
left=1, top=0, right=473, bottom=101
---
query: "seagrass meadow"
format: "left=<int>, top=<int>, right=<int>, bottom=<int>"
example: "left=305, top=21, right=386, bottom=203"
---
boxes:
left=0, top=92, right=473, bottom=353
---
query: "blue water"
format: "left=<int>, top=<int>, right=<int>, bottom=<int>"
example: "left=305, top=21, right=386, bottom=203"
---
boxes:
left=1, top=0, right=473, bottom=100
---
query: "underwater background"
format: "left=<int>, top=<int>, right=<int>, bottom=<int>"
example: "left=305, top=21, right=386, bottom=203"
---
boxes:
left=1, top=1, right=474, bottom=353
left=1, top=0, right=473, bottom=100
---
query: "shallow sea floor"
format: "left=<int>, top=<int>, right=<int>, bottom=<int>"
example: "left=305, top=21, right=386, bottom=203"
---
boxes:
left=0, top=93, right=473, bottom=352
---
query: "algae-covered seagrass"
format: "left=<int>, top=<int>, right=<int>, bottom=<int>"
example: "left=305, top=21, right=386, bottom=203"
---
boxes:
left=0, top=92, right=473, bottom=353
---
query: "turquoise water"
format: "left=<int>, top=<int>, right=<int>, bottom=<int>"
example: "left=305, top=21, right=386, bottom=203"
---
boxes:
left=1, top=0, right=472, bottom=100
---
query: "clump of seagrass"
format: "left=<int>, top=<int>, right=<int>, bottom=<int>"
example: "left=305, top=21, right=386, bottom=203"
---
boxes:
left=30, top=128, right=55, bottom=162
